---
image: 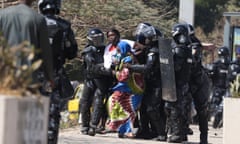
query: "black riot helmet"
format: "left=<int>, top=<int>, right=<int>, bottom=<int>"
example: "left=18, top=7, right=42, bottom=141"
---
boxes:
left=38, top=0, right=61, bottom=15
left=218, top=46, right=229, bottom=57
left=135, top=22, right=161, bottom=45
left=87, top=28, right=105, bottom=47
left=172, top=23, right=191, bottom=45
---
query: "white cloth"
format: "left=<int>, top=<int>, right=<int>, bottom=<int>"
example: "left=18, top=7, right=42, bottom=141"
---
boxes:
left=104, top=43, right=117, bottom=69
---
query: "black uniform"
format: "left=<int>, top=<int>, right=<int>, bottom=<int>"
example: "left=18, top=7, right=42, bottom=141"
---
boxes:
left=131, top=23, right=167, bottom=141
left=208, top=52, right=230, bottom=109
left=46, top=15, right=78, bottom=144
left=38, top=1, right=78, bottom=143
left=208, top=47, right=230, bottom=129
left=165, top=24, right=193, bottom=143
left=189, top=36, right=210, bottom=144
left=80, top=32, right=114, bottom=136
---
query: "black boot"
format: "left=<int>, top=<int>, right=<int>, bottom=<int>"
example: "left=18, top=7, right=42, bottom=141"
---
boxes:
left=88, top=124, right=97, bottom=136
left=167, top=119, right=185, bottom=143
left=88, top=127, right=96, bottom=136
left=200, top=133, right=208, bottom=144
left=152, top=135, right=167, bottom=141
left=167, top=135, right=183, bottom=143
left=80, top=126, right=89, bottom=135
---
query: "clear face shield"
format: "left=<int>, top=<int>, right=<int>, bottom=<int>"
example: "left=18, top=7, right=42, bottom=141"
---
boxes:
left=135, top=23, right=156, bottom=39
left=87, top=33, right=104, bottom=47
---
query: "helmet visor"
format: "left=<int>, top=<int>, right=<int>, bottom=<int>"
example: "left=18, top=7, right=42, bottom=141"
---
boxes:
left=87, top=33, right=104, bottom=47
left=135, top=23, right=156, bottom=38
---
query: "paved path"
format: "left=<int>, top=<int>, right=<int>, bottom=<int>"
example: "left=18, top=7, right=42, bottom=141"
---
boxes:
left=58, top=123, right=223, bottom=144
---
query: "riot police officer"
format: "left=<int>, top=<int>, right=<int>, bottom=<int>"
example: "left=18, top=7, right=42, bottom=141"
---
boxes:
left=188, top=24, right=210, bottom=144
left=228, top=47, right=240, bottom=83
left=208, top=46, right=230, bottom=128
left=127, top=23, right=167, bottom=141
left=165, top=23, right=193, bottom=143
left=38, top=0, right=78, bottom=143
left=208, top=47, right=230, bottom=107
left=80, top=28, right=114, bottom=136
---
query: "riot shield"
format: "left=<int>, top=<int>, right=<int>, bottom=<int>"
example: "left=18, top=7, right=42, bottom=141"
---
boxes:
left=158, top=37, right=177, bottom=102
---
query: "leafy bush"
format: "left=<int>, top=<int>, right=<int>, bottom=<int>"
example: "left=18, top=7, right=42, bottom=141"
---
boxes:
left=0, top=36, right=42, bottom=96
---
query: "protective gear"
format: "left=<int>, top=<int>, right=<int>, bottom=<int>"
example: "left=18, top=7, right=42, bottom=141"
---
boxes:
left=218, top=46, right=230, bottom=58
left=165, top=23, right=193, bottom=143
left=38, top=0, right=61, bottom=15
left=80, top=35, right=114, bottom=136
left=188, top=28, right=210, bottom=143
left=43, top=15, right=77, bottom=99
left=172, top=24, right=191, bottom=45
left=43, top=90, right=65, bottom=144
left=87, top=28, right=105, bottom=47
left=80, top=81, right=95, bottom=135
left=135, top=23, right=162, bottom=45
left=158, top=37, right=177, bottom=102
left=208, top=57, right=230, bottom=89
left=40, top=5, right=78, bottom=144
left=131, top=23, right=167, bottom=141
left=208, top=46, right=229, bottom=131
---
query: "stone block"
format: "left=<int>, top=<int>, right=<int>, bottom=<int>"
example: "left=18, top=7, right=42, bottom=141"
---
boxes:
left=223, top=97, right=240, bottom=144
left=0, top=95, right=49, bottom=144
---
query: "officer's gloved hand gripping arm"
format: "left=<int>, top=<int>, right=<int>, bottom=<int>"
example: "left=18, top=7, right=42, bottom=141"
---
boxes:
left=127, top=52, right=155, bottom=74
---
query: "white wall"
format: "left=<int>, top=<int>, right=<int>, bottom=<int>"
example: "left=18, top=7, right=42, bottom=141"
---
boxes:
left=179, top=0, right=195, bottom=25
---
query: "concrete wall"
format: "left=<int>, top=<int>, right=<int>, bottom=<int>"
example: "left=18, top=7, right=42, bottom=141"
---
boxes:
left=0, top=95, right=49, bottom=144
left=179, top=0, right=195, bottom=25
left=223, top=97, right=240, bottom=144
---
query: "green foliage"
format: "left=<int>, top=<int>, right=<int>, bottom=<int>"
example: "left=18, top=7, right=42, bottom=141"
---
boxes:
left=230, top=74, right=240, bottom=98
